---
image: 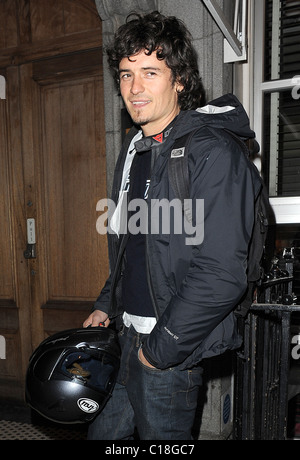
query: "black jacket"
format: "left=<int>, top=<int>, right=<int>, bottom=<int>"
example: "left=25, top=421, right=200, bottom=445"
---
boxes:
left=94, top=94, right=262, bottom=370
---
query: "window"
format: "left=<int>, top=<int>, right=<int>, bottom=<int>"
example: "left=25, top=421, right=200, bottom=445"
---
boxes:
left=263, top=0, right=300, bottom=198
left=253, top=0, right=300, bottom=223
left=252, top=0, right=300, bottom=301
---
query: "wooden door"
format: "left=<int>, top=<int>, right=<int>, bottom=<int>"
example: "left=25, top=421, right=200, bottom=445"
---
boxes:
left=0, top=49, right=108, bottom=400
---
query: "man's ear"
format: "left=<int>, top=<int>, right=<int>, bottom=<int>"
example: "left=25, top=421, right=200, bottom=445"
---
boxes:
left=176, top=81, right=184, bottom=93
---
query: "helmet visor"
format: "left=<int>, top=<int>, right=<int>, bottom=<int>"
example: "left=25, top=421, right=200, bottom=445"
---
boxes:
left=55, top=348, right=118, bottom=395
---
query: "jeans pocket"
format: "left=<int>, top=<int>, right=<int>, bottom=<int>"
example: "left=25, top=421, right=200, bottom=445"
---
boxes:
left=137, top=345, right=174, bottom=373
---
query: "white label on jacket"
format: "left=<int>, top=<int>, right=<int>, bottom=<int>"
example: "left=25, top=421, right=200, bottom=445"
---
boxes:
left=171, top=147, right=185, bottom=158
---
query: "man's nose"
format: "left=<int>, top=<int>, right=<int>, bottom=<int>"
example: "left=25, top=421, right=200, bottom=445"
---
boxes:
left=130, top=76, right=144, bottom=94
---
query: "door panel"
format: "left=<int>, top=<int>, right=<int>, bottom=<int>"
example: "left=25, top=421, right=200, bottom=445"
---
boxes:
left=24, top=50, right=109, bottom=339
left=0, top=67, right=28, bottom=398
left=0, top=96, right=14, bottom=301
left=0, top=49, right=108, bottom=399
left=41, top=78, right=107, bottom=301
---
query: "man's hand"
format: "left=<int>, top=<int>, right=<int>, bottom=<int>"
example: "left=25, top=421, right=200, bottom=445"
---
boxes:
left=83, top=310, right=110, bottom=328
left=138, top=347, right=156, bottom=369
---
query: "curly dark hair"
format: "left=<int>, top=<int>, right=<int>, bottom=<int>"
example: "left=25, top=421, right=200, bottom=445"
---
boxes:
left=106, top=11, right=206, bottom=110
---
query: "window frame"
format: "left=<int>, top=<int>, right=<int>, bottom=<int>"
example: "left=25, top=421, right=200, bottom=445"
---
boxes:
left=252, top=0, right=300, bottom=224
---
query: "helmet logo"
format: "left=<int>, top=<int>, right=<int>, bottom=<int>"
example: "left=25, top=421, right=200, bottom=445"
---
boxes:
left=77, top=398, right=99, bottom=413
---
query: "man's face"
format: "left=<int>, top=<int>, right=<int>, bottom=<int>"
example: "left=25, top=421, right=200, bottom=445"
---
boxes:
left=119, top=51, right=183, bottom=137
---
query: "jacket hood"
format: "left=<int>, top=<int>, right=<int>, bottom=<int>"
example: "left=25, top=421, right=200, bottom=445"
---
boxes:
left=175, top=93, right=257, bottom=142
left=133, top=94, right=259, bottom=156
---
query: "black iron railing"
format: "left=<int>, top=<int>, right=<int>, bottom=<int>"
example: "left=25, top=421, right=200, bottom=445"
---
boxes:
left=233, top=269, right=300, bottom=440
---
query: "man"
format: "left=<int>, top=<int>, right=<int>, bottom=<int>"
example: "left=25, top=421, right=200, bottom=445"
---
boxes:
left=84, top=11, right=262, bottom=440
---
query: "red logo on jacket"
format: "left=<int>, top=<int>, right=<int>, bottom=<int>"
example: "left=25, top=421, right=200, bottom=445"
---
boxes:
left=152, top=133, right=163, bottom=143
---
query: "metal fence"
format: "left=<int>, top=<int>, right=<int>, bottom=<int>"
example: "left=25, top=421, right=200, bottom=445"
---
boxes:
left=233, top=268, right=300, bottom=440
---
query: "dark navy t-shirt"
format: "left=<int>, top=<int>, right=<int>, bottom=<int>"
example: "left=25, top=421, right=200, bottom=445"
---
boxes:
left=122, top=149, right=155, bottom=317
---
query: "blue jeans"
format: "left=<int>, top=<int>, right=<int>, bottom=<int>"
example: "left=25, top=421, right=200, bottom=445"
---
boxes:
left=87, top=324, right=203, bottom=440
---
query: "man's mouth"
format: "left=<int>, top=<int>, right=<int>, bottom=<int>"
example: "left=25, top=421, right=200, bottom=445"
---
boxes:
left=131, top=100, right=151, bottom=108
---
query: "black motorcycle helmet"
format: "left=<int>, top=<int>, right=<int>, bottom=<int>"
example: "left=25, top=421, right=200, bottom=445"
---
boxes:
left=25, top=326, right=120, bottom=424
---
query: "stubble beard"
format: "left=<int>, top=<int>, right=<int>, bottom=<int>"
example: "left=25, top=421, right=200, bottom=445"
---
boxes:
left=129, top=109, right=150, bottom=127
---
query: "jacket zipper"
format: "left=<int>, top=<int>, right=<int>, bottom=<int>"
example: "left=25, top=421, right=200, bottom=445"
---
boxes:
left=145, top=144, right=165, bottom=321
left=109, top=233, right=128, bottom=317
left=145, top=232, right=160, bottom=320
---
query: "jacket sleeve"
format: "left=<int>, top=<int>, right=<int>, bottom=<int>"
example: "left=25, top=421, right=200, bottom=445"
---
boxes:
left=142, top=133, right=258, bottom=369
left=92, top=274, right=112, bottom=314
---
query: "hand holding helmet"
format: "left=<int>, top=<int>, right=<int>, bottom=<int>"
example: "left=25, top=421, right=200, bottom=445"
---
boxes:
left=83, top=310, right=110, bottom=328
left=25, top=326, right=120, bottom=424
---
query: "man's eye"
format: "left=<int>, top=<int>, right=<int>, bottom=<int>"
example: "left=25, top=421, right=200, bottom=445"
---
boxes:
left=121, top=74, right=131, bottom=80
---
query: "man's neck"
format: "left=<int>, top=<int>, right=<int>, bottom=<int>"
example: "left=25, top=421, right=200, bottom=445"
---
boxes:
left=141, top=112, right=180, bottom=138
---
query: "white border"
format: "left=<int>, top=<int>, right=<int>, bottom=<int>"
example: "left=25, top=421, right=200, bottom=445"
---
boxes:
left=270, top=197, right=300, bottom=224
